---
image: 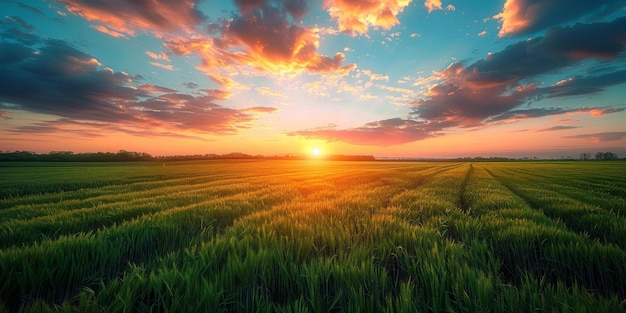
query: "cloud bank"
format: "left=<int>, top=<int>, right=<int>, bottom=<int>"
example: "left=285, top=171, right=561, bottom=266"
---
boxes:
left=291, top=16, right=626, bottom=145
left=0, top=26, right=277, bottom=137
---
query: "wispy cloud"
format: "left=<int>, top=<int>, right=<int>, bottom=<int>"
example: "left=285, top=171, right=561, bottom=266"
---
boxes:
left=536, top=125, right=579, bottom=132
left=488, top=107, right=626, bottom=123
left=57, top=0, right=206, bottom=37
left=564, top=131, right=626, bottom=143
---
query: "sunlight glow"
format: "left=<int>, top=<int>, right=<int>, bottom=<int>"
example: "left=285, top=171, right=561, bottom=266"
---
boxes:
left=311, top=147, right=321, bottom=156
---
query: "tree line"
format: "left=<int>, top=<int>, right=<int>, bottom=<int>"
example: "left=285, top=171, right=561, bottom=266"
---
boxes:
left=0, top=151, right=377, bottom=162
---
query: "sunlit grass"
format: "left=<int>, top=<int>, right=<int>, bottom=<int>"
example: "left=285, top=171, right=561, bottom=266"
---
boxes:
left=1, top=160, right=624, bottom=312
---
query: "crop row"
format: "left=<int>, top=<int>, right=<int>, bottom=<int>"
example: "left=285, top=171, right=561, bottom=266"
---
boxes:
left=1, top=160, right=624, bottom=312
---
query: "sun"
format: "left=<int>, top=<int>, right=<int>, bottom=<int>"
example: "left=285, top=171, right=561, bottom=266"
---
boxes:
left=311, top=147, right=321, bottom=156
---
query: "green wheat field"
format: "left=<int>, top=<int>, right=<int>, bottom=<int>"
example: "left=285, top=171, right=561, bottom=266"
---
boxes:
left=1, top=160, right=625, bottom=312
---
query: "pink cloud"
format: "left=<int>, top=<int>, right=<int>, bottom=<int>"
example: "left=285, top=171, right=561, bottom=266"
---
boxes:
left=564, top=132, right=626, bottom=143
left=145, top=51, right=170, bottom=62
left=325, top=0, right=412, bottom=36
left=149, top=62, right=174, bottom=71
left=289, top=118, right=441, bottom=146
left=90, top=25, right=127, bottom=38
left=57, top=0, right=206, bottom=37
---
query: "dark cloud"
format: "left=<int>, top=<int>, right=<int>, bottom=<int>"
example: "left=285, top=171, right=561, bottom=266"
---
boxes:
left=0, top=34, right=277, bottom=136
left=495, top=0, right=626, bottom=37
left=542, top=70, right=626, bottom=98
left=183, top=82, right=199, bottom=89
left=410, top=63, right=539, bottom=127
left=411, top=17, right=626, bottom=127
left=563, top=131, right=626, bottom=142
left=472, top=17, right=626, bottom=84
left=15, top=2, right=46, bottom=15
left=0, top=42, right=35, bottom=64
left=8, top=119, right=211, bottom=141
left=0, top=16, right=39, bottom=45
left=233, top=0, right=308, bottom=19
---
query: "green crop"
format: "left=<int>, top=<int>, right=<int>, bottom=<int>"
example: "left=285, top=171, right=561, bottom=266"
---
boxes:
left=1, top=160, right=624, bottom=312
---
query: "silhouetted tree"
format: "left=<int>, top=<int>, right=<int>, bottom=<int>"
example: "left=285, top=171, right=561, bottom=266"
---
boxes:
left=596, top=152, right=618, bottom=160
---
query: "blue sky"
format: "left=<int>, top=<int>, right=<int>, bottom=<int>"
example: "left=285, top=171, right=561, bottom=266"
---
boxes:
left=1, top=0, right=625, bottom=158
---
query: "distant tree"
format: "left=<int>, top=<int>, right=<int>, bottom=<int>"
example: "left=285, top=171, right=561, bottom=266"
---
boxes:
left=603, top=152, right=618, bottom=160
left=595, top=152, right=618, bottom=160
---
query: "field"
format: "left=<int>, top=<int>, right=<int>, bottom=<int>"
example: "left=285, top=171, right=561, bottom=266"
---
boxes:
left=1, top=160, right=625, bottom=312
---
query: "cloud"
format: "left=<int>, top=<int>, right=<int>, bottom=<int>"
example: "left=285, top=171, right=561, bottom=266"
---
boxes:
left=91, top=25, right=127, bottom=38
left=543, top=70, right=626, bottom=98
left=290, top=17, right=626, bottom=146
left=289, top=118, right=441, bottom=146
left=536, top=125, right=579, bottom=132
left=165, top=1, right=355, bottom=89
left=410, top=62, right=540, bottom=127
left=233, top=0, right=309, bottom=20
left=494, top=0, right=626, bottom=37
left=424, top=0, right=455, bottom=13
left=0, top=110, right=11, bottom=120
left=145, top=51, right=170, bottom=62
left=324, top=0, right=412, bottom=36
left=563, top=132, right=626, bottom=143
left=424, top=0, right=442, bottom=13
left=0, top=36, right=276, bottom=136
left=411, top=17, right=626, bottom=126
left=1, top=16, right=39, bottom=45
left=149, top=62, right=174, bottom=71
left=488, top=107, right=626, bottom=123
left=256, top=87, right=287, bottom=98
left=242, top=106, right=280, bottom=113
left=477, top=30, right=487, bottom=37
left=183, top=82, right=199, bottom=89
left=56, top=0, right=207, bottom=37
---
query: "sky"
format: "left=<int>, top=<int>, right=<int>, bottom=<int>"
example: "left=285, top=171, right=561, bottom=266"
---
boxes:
left=1, top=0, right=625, bottom=158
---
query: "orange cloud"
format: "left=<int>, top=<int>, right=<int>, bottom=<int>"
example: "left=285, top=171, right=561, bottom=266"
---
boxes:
left=166, top=4, right=355, bottom=89
left=424, top=0, right=454, bottom=13
left=493, top=0, right=530, bottom=37
left=57, top=0, right=206, bottom=37
left=325, top=0, right=412, bottom=36
left=424, top=0, right=442, bottom=13
left=493, top=0, right=620, bottom=37
left=90, top=25, right=127, bottom=38
left=145, top=51, right=170, bottom=62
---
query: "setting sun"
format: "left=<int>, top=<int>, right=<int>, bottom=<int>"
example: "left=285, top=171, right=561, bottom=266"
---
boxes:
left=311, top=147, right=321, bottom=156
